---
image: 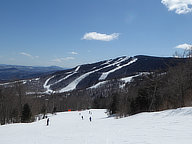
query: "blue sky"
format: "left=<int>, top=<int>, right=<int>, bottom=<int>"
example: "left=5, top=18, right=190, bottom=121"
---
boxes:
left=0, top=0, right=192, bottom=68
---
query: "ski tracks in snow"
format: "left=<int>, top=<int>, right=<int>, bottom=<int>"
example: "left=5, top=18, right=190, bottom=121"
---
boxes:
left=44, top=57, right=138, bottom=93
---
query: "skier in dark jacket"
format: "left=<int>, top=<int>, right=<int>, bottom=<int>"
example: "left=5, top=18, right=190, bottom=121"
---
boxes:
left=89, top=116, right=92, bottom=122
left=47, top=118, right=49, bottom=126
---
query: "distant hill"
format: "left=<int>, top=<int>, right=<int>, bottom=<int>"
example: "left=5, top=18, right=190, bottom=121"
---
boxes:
left=0, top=64, right=65, bottom=81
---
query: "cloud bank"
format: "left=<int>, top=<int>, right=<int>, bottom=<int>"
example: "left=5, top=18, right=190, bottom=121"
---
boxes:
left=161, top=0, right=192, bottom=14
left=176, top=43, right=192, bottom=49
left=82, top=32, right=119, bottom=41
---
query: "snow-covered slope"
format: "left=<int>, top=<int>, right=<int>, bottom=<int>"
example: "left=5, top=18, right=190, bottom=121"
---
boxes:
left=42, top=56, right=138, bottom=93
left=40, top=55, right=184, bottom=93
left=0, top=55, right=185, bottom=94
left=1, top=107, right=192, bottom=144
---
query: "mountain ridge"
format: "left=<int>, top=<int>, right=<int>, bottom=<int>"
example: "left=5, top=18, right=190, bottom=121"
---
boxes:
left=41, top=55, right=185, bottom=93
left=0, top=55, right=186, bottom=94
left=0, top=64, right=65, bottom=81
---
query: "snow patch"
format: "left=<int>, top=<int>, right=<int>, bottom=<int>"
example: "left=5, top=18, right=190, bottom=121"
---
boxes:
left=89, top=81, right=108, bottom=89
left=120, top=72, right=150, bottom=88
left=75, top=65, right=80, bottom=72
left=99, top=58, right=137, bottom=80
left=0, top=77, right=40, bottom=86
left=43, top=76, right=55, bottom=94
left=100, top=59, right=113, bottom=66
left=43, top=66, right=81, bottom=93
left=59, top=71, right=95, bottom=92
left=121, top=76, right=134, bottom=83
left=58, top=57, right=136, bottom=92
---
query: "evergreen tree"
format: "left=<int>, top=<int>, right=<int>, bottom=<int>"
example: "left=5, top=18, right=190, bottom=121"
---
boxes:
left=41, top=104, right=46, bottom=119
left=21, top=103, right=32, bottom=123
left=52, top=106, right=57, bottom=114
left=108, top=93, right=119, bottom=115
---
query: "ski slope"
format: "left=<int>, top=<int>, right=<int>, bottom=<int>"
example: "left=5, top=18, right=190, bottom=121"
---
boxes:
left=1, top=108, right=192, bottom=144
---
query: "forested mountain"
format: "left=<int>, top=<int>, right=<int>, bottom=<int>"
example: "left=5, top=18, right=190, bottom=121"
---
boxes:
left=42, top=55, right=184, bottom=93
left=4, top=55, right=183, bottom=94
left=0, top=54, right=191, bottom=125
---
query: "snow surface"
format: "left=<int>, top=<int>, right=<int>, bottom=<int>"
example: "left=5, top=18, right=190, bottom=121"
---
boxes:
left=43, top=76, right=55, bottom=94
left=0, top=77, right=40, bottom=86
left=59, top=70, right=97, bottom=92
left=99, top=58, right=137, bottom=80
left=120, top=72, right=149, bottom=88
left=0, top=80, right=26, bottom=86
left=43, top=57, right=137, bottom=93
left=59, top=57, right=138, bottom=92
left=1, top=107, right=192, bottom=144
left=75, top=65, right=81, bottom=72
left=43, top=66, right=81, bottom=93
left=88, top=81, right=108, bottom=89
left=59, top=57, right=129, bottom=92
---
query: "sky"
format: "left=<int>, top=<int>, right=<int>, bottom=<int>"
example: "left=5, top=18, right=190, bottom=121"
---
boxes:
left=0, top=0, right=192, bottom=68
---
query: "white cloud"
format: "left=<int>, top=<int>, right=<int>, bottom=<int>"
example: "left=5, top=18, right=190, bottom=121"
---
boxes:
left=161, top=0, right=192, bottom=14
left=20, top=52, right=34, bottom=59
left=70, top=52, right=78, bottom=55
left=20, top=52, right=39, bottom=59
left=51, top=57, right=75, bottom=63
left=82, top=32, right=119, bottom=41
left=176, top=43, right=192, bottom=49
left=19, top=52, right=39, bottom=59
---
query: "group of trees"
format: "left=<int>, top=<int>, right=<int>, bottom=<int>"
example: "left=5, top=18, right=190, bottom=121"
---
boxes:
left=0, top=82, right=32, bottom=124
left=107, top=49, right=192, bottom=117
left=0, top=82, right=93, bottom=125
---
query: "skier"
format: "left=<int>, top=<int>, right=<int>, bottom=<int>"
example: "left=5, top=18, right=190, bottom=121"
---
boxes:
left=81, top=116, right=84, bottom=120
left=89, top=116, right=92, bottom=122
left=47, top=118, right=49, bottom=126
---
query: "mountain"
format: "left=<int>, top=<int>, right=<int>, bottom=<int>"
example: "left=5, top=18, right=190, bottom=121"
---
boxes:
left=0, top=64, right=65, bottom=81
left=0, top=55, right=186, bottom=94
left=40, top=55, right=185, bottom=94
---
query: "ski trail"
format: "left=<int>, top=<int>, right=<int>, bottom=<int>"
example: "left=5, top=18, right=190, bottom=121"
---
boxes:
left=59, top=57, right=132, bottom=92
left=99, top=58, right=137, bottom=80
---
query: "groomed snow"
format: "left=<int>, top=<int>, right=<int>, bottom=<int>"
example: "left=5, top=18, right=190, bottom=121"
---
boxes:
left=120, top=72, right=150, bottom=88
left=120, top=73, right=147, bottom=84
left=59, top=57, right=136, bottom=92
left=43, top=76, right=55, bottom=94
left=43, top=66, right=81, bottom=94
left=99, top=58, right=137, bottom=80
left=1, top=107, right=192, bottom=144
left=88, top=81, right=108, bottom=89
left=59, top=57, right=128, bottom=92
left=75, top=65, right=81, bottom=72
